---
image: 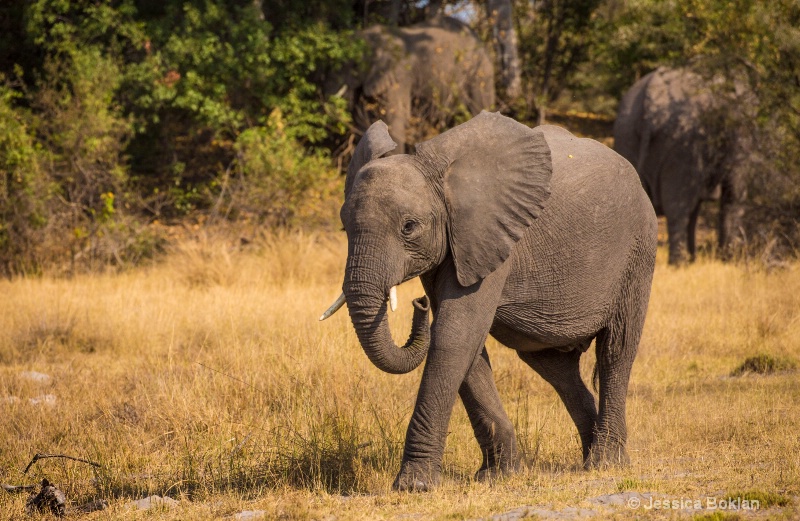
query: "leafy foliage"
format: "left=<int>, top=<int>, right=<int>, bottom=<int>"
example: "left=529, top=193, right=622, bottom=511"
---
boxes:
left=0, top=0, right=361, bottom=274
left=225, top=109, right=342, bottom=226
left=0, top=81, right=51, bottom=272
left=731, top=354, right=797, bottom=376
left=0, top=0, right=799, bottom=273
left=516, top=0, right=603, bottom=117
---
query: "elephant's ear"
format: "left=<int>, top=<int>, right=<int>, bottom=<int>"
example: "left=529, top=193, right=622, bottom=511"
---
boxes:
left=416, top=112, right=552, bottom=287
left=345, top=121, right=397, bottom=199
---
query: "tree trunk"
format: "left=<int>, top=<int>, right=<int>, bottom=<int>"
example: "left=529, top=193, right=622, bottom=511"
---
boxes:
left=487, top=0, right=522, bottom=99
left=387, top=0, right=401, bottom=25
left=425, top=0, right=443, bottom=20
left=252, top=0, right=264, bottom=20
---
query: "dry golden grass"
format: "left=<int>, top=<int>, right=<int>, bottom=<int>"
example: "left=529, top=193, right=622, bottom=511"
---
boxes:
left=0, top=228, right=798, bottom=520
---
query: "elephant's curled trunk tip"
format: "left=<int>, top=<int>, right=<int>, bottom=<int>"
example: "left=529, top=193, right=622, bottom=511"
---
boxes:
left=347, top=291, right=431, bottom=375
left=390, top=294, right=431, bottom=373
left=412, top=295, right=430, bottom=314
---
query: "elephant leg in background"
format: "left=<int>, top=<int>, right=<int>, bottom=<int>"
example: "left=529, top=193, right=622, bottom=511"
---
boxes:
left=517, top=348, right=598, bottom=463
left=465, top=57, right=495, bottom=115
left=718, top=174, right=746, bottom=259
left=665, top=200, right=701, bottom=265
left=686, top=203, right=701, bottom=261
left=459, top=345, right=519, bottom=480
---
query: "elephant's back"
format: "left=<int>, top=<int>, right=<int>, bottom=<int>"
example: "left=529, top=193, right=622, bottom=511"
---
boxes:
left=402, top=23, right=494, bottom=110
left=644, top=68, right=713, bottom=134
left=554, top=126, right=652, bottom=234
left=402, top=19, right=484, bottom=48
left=498, top=126, right=656, bottom=341
left=536, top=125, right=655, bottom=256
left=613, top=70, right=656, bottom=166
left=403, top=24, right=489, bottom=67
left=541, top=125, right=649, bottom=206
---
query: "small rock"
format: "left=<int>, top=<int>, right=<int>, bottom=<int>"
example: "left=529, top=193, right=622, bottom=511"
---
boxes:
left=128, top=495, right=179, bottom=510
left=29, top=394, right=57, bottom=406
left=478, top=505, right=597, bottom=521
left=586, top=491, right=652, bottom=507
left=555, top=507, right=597, bottom=518
left=21, top=371, right=52, bottom=385
left=74, top=499, right=109, bottom=513
left=234, top=510, right=267, bottom=520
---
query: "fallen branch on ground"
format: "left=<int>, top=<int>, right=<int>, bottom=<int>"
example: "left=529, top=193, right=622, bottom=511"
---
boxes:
left=1, top=483, right=36, bottom=492
left=23, top=453, right=101, bottom=474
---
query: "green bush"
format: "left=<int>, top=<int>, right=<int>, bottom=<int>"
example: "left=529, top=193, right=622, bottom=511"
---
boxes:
left=0, top=0, right=160, bottom=274
left=225, top=109, right=342, bottom=226
left=125, top=2, right=359, bottom=217
left=0, top=0, right=364, bottom=273
left=0, top=80, right=51, bottom=273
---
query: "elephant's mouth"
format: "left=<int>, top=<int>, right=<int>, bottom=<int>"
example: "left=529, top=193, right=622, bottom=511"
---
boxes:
left=319, top=285, right=398, bottom=321
left=320, top=276, right=431, bottom=375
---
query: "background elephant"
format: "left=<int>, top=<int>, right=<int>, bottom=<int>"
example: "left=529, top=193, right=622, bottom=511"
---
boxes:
left=325, top=16, right=495, bottom=153
left=321, top=112, right=657, bottom=490
left=614, top=67, right=754, bottom=265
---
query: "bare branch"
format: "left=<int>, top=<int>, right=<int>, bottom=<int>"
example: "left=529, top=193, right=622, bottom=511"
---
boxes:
left=23, top=453, right=101, bottom=474
left=1, top=483, right=36, bottom=493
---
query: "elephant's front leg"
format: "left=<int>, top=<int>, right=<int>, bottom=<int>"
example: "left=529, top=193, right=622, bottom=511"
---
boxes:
left=393, top=261, right=509, bottom=492
left=459, top=346, right=519, bottom=481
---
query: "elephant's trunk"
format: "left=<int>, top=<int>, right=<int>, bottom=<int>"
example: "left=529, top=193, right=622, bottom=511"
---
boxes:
left=343, top=266, right=430, bottom=375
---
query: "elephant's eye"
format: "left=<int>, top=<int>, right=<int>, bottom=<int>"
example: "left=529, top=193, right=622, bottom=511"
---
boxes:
left=402, top=220, right=418, bottom=236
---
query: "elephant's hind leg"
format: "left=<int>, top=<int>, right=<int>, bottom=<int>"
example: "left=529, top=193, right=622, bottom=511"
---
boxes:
left=517, top=348, right=598, bottom=463
left=459, top=346, right=519, bottom=481
left=687, top=204, right=701, bottom=261
left=589, top=243, right=654, bottom=468
left=590, top=325, right=634, bottom=468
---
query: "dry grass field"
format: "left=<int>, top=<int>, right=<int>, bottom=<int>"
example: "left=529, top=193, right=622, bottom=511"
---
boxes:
left=1, top=229, right=798, bottom=520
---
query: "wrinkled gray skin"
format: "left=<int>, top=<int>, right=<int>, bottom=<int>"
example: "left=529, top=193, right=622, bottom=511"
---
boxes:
left=326, top=17, right=494, bottom=153
left=338, top=112, right=657, bottom=491
left=614, top=67, right=752, bottom=264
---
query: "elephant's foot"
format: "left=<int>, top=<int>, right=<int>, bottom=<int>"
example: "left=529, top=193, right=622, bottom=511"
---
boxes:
left=584, top=443, right=630, bottom=470
left=392, top=461, right=441, bottom=492
left=474, top=440, right=520, bottom=482
left=474, top=458, right=519, bottom=483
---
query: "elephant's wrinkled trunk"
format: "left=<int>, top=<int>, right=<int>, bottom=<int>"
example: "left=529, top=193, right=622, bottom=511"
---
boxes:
left=343, top=275, right=430, bottom=375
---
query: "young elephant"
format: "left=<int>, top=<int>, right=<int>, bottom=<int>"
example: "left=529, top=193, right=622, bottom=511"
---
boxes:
left=321, top=112, right=657, bottom=491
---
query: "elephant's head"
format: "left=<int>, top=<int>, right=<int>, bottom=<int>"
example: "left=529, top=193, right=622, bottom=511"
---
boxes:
left=321, top=112, right=553, bottom=374
left=320, top=27, right=408, bottom=111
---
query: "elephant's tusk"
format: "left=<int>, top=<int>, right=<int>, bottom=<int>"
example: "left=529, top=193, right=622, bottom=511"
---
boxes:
left=319, top=292, right=346, bottom=321
left=389, top=286, right=397, bottom=312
